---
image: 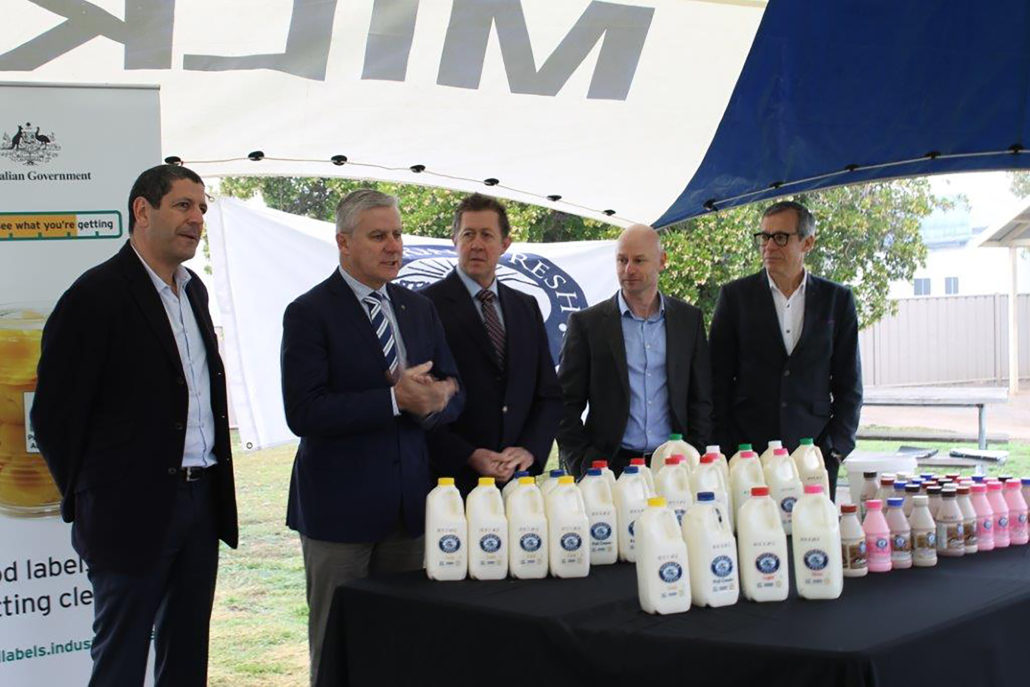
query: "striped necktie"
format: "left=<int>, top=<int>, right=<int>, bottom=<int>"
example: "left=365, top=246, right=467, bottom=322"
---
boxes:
left=477, top=289, right=505, bottom=368
left=362, top=292, right=399, bottom=376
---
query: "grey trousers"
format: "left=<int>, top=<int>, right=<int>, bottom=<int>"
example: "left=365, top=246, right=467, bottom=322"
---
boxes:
left=301, top=526, right=423, bottom=687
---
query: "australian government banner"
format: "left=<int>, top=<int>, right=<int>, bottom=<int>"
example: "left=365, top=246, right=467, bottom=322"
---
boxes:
left=206, top=198, right=620, bottom=451
left=0, top=82, right=160, bottom=686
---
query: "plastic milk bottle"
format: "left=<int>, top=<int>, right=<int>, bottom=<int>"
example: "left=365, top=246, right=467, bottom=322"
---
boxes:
left=682, top=492, right=739, bottom=607
left=839, top=504, right=867, bottom=577
left=655, top=457, right=693, bottom=526
left=936, top=489, right=965, bottom=557
left=425, top=477, right=468, bottom=581
left=546, top=476, right=590, bottom=578
left=578, top=468, right=618, bottom=564
left=635, top=497, right=692, bottom=615
left=590, top=460, right=618, bottom=496
left=540, top=469, right=566, bottom=499
left=1003, top=480, right=1029, bottom=546
left=736, top=486, right=789, bottom=602
left=466, top=477, right=508, bottom=580
left=956, top=485, right=978, bottom=554
left=886, top=497, right=912, bottom=570
left=502, top=470, right=531, bottom=503
left=791, top=438, right=830, bottom=495
left=764, top=447, right=803, bottom=535
left=859, top=471, right=879, bottom=520
left=727, top=443, right=753, bottom=472
left=759, top=440, right=784, bottom=468
left=705, top=445, right=731, bottom=492
left=970, top=484, right=995, bottom=552
left=506, top=476, right=548, bottom=579
left=791, top=485, right=843, bottom=600
left=615, top=465, right=650, bottom=562
left=692, top=453, right=733, bottom=530
left=652, top=433, right=699, bottom=475
left=986, top=482, right=1010, bottom=548
left=629, top=457, right=656, bottom=495
left=910, top=494, right=938, bottom=567
left=729, top=450, right=766, bottom=523
left=862, top=499, right=892, bottom=572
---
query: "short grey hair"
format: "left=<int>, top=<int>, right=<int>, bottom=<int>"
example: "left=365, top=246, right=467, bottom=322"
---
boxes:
left=335, top=189, right=399, bottom=235
left=763, top=201, right=816, bottom=239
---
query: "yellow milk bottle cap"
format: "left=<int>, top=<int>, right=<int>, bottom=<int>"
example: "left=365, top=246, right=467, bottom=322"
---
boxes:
left=438, top=477, right=454, bottom=486
left=518, top=476, right=535, bottom=485
left=478, top=477, right=496, bottom=487
left=558, top=475, right=575, bottom=485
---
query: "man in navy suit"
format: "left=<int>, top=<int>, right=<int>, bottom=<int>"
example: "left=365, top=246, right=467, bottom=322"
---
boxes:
left=422, top=194, right=562, bottom=495
left=280, top=189, right=463, bottom=685
left=32, top=164, right=238, bottom=686
left=709, top=201, right=862, bottom=500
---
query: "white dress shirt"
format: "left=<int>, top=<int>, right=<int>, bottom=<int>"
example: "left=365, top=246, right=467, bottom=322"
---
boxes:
left=768, top=270, right=808, bottom=355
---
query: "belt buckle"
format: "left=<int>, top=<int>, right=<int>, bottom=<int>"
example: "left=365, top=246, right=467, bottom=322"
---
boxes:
left=183, top=466, right=202, bottom=482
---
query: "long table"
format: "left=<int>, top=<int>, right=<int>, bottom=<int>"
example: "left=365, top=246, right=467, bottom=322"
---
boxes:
left=863, top=386, right=1009, bottom=449
left=318, top=544, right=1030, bottom=687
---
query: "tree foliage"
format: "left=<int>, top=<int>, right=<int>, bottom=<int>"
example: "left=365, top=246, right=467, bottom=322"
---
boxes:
left=218, top=176, right=940, bottom=328
left=1008, top=170, right=1030, bottom=199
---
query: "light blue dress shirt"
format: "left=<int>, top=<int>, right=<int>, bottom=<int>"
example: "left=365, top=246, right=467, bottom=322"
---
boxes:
left=455, top=266, right=505, bottom=328
left=618, top=290, right=671, bottom=452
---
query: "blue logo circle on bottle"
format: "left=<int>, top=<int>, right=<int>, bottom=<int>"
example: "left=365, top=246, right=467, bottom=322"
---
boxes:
left=711, top=555, right=734, bottom=578
left=519, top=533, right=542, bottom=552
left=438, top=534, right=461, bottom=554
left=781, top=497, right=797, bottom=513
left=893, top=535, right=907, bottom=548
left=755, top=552, right=780, bottom=574
left=1020, top=513, right=1028, bottom=525
left=804, top=549, right=829, bottom=570
left=561, top=533, right=583, bottom=551
left=982, top=518, right=992, bottom=531
left=875, top=537, right=889, bottom=551
left=926, top=531, right=937, bottom=547
left=590, top=522, right=612, bottom=541
left=999, top=516, right=1009, bottom=528
left=857, top=540, right=867, bottom=555
left=658, top=562, right=683, bottom=583
left=479, top=534, right=502, bottom=553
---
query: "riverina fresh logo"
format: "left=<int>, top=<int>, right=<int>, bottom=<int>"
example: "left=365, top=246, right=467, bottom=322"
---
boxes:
left=1, top=122, right=60, bottom=166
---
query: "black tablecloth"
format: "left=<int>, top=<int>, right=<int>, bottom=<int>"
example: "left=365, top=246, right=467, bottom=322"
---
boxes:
left=318, top=544, right=1030, bottom=687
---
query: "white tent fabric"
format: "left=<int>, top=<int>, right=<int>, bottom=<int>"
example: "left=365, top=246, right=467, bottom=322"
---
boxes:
left=206, top=197, right=618, bottom=449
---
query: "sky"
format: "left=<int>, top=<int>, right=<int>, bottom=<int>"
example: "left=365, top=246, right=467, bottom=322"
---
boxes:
left=929, top=171, right=1025, bottom=229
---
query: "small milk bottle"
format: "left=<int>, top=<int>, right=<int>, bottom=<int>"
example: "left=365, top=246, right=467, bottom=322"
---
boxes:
left=903, top=483, right=921, bottom=519
left=692, top=453, right=733, bottom=530
left=862, top=499, right=892, bottom=572
left=926, top=485, right=943, bottom=518
left=590, top=460, right=618, bottom=496
left=682, top=492, right=739, bottom=607
left=655, top=456, right=693, bottom=526
left=791, top=438, right=830, bottom=495
left=705, top=444, right=731, bottom=492
left=886, top=497, right=912, bottom=570
left=615, top=465, right=650, bottom=562
left=425, top=477, right=468, bottom=581
left=578, top=468, right=618, bottom=565
left=759, top=440, right=784, bottom=468
left=859, top=471, right=879, bottom=520
left=636, top=497, right=691, bottom=615
left=506, top=476, right=548, bottom=579
left=540, top=469, right=566, bottom=499
left=764, top=447, right=803, bottom=535
left=737, top=486, right=789, bottom=601
left=1003, top=480, right=1028, bottom=546
left=502, top=470, right=531, bottom=504
left=986, top=481, right=1010, bottom=548
left=629, top=457, right=656, bottom=495
left=466, top=477, right=508, bottom=580
left=936, top=488, right=965, bottom=558
left=727, top=443, right=753, bottom=472
left=969, top=483, right=994, bottom=552
left=955, top=485, right=978, bottom=554
left=839, top=504, right=867, bottom=578
left=878, top=476, right=897, bottom=512
left=791, top=485, right=843, bottom=599
left=546, top=476, right=590, bottom=578
left=729, top=450, right=766, bottom=523
left=910, top=494, right=937, bottom=567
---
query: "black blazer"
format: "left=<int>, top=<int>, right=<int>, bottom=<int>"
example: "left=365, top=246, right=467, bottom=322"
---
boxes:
left=32, top=241, right=238, bottom=574
left=709, top=270, right=863, bottom=459
left=421, top=270, right=562, bottom=495
left=281, top=270, right=464, bottom=542
left=557, top=292, right=713, bottom=476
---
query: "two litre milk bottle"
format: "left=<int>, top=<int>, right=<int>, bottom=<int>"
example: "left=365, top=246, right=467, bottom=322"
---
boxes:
left=425, top=477, right=468, bottom=581
left=578, top=467, right=618, bottom=564
left=791, top=485, right=843, bottom=599
left=655, top=456, right=693, bottom=525
left=839, top=504, right=867, bottom=577
left=682, top=492, right=739, bottom=607
left=736, top=486, right=789, bottom=602
left=615, top=465, right=651, bottom=562
left=791, top=438, right=830, bottom=495
left=635, top=497, right=691, bottom=615
left=764, top=447, right=803, bottom=535
left=729, top=450, right=766, bottom=523
left=652, top=433, right=699, bottom=475
left=466, top=477, right=508, bottom=580
left=506, top=476, right=548, bottom=579
left=546, top=476, right=590, bottom=578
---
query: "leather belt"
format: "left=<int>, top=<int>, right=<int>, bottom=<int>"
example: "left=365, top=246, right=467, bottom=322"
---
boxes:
left=180, top=465, right=212, bottom=482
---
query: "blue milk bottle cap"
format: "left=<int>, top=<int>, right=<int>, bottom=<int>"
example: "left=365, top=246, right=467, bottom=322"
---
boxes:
left=887, top=497, right=905, bottom=507
left=586, top=468, right=602, bottom=476
left=696, top=492, right=715, bottom=502
left=549, top=469, right=566, bottom=478
left=893, top=481, right=907, bottom=491
left=1022, top=478, right=1030, bottom=486
left=624, top=466, right=639, bottom=474
left=514, top=470, right=530, bottom=478
left=971, top=475, right=986, bottom=483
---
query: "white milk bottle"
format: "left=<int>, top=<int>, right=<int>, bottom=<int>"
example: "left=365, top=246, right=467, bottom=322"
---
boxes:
left=736, top=486, right=789, bottom=602
left=540, top=469, right=567, bottom=499
left=764, top=447, right=804, bottom=535
left=629, top=457, right=656, bottom=495
left=546, top=476, right=590, bottom=578
left=506, top=476, right=548, bottom=579
left=636, top=497, right=691, bottom=615
left=859, top=471, right=879, bottom=520
left=791, top=438, right=830, bottom=495
left=589, top=460, right=618, bottom=496
left=652, top=433, right=699, bottom=475
left=839, top=504, right=867, bottom=578
left=682, top=492, right=739, bottom=607
left=655, top=457, right=693, bottom=526
left=692, top=453, right=733, bottom=530
left=727, top=443, right=753, bottom=472
left=729, top=450, right=766, bottom=524
left=502, top=470, right=531, bottom=504
left=466, top=477, right=508, bottom=580
left=425, top=477, right=468, bottom=581
left=615, top=465, right=650, bottom=562
left=791, top=485, right=843, bottom=600
left=910, top=494, right=938, bottom=567
left=578, top=468, right=618, bottom=565
left=759, top=440, right=784, bottom=468
left=705, top=444, right=731, bottom=492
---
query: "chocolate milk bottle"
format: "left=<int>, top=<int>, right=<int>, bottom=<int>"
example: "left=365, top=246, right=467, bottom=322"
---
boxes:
left=935, top=489, right=965, bottom=558
left=839, top=504, right=868, bottom=577
left=910, top=494, right=937, bottom=567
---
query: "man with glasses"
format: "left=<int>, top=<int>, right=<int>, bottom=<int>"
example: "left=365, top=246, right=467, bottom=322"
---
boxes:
left=709, top=201, right=862, bottom=499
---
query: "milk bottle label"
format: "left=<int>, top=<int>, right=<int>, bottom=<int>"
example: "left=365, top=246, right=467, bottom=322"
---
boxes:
left=707, top=542, right=737, bottom=594
left=841, top=538, right=867, bottom=570
left=872, top=536, right=890, bottom=556
left=998, top=515, right=1009, bottom=530
left=438, top=533, right=462, bottom=555
left=780, top=497, right=797, bottom=514
left=590, top=521, right=614, bottom=545
left=797, top=536, right=832, bottom=586
left=556, top=526, right=586, bottom=565
left=753, top=552, right=783, bottom=590
left=655, top=553, right=689, bottom=600
left=981, top=518, right=993, bottom=533
left=913, top=528, right=936, bottom=562
left=963, top=520, right=977, bottom=548
left=937, top=522, right=964, bottom=551
left=475, top=529, right=505, bottom=568
left=518, top=532, right=543, bottom=553
left=891, top=533, right=912, bottom=563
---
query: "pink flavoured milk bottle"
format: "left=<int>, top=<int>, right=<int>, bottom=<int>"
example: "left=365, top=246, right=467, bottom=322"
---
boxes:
left=862, top=499, right=892, bottom=572
left=969, top=484, right=994, bottom=552
left=1003, top=480, right=1029, bottom=546
left=986, top=481, right=1010, bottom=549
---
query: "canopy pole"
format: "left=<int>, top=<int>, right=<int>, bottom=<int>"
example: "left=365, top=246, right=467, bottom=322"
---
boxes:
left=1009, top=246, right=1020, bottom=396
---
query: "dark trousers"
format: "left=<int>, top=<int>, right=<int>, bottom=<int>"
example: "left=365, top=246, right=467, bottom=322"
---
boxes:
left=87, top=476, right=220, bottom=687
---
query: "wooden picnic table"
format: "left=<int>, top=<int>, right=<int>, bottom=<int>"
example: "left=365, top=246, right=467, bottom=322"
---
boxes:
left=862, top=386, right=1009, bottom=449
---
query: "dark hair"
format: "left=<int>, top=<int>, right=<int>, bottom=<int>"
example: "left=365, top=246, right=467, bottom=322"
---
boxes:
left=762, top=200, right=816, bottom=239
left=127, top=164, right=204, bottom=233
left=452, top=193, right=511, bottom=239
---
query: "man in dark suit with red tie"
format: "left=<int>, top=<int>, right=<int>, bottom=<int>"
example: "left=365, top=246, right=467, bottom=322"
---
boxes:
left=422, top=194, right=562, bottom=495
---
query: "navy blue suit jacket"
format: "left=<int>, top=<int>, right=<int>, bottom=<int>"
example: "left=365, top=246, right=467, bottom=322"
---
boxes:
left=421, top=270, right=562, bottom=495
left=281, top=270, right=463, bottom=543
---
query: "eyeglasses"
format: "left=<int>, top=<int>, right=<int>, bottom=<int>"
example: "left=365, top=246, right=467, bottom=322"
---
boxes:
left=752, top=231, right=798, bottom=248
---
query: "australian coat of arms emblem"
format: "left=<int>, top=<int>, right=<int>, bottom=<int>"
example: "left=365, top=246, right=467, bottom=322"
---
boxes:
left=2, top=122, right=61, bottom=165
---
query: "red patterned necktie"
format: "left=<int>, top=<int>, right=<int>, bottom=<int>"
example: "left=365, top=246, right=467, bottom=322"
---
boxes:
left=477, top=289, right=505, bottom=368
